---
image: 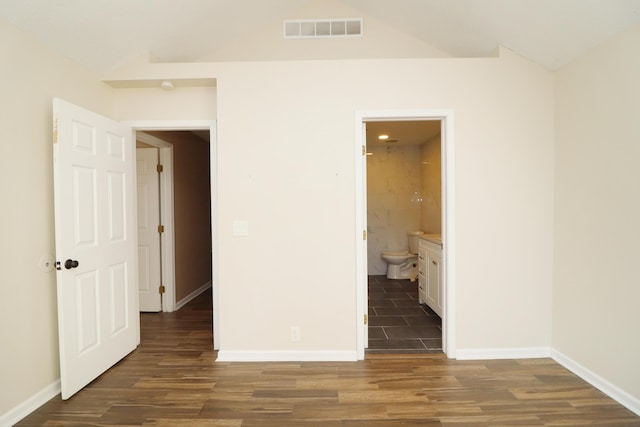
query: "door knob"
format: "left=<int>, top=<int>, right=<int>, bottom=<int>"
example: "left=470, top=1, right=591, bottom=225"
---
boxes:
left=64, top=259, right=79, bottom=269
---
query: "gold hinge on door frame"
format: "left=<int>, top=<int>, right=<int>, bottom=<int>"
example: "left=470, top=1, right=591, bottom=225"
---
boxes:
left=364, top=314, right=368, bottom=325
left=363, top=230, right=367, bottom=240
left=159, top=285, right=166, bottom=294
left=157, top=164, right=164, bottom=173
left=362, top=145, right=366, bottom=155
left=158, top=225, right=164, bottom=233
left=53, top=117, right=58, bottom=144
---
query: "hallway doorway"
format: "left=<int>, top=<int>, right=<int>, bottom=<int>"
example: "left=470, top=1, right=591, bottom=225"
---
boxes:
left=131, top=121, right=219, bottom=351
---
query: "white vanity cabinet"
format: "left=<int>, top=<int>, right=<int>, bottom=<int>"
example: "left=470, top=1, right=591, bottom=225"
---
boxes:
left=417, top=245, right=427, bottom=304
left=418, top=236, right=443, bottom=318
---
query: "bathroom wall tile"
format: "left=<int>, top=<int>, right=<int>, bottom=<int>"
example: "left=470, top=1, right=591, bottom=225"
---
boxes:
left=420, top=134, right=442, bottom=234
left=367, top=145, right=421, bottom=274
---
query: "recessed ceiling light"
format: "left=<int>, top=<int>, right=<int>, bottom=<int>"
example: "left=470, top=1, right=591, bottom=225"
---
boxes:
left=378, top=134, right=389, bottom=140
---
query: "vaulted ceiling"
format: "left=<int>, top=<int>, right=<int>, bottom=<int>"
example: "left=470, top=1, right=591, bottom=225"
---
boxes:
left=1, top=0, right=639, bottom=74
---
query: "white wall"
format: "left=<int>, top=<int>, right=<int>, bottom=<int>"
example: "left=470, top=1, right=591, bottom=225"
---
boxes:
left=554, top=23, right=640, bottom=402
left=113, top=86, right=217, bottom=121
left=106, top=47, right=554, bottom=354
left=197, top=0, right=449, bottom=62
left=214, top=52, right=554, bottom=353
left=0, top=21, right=114, bottom=417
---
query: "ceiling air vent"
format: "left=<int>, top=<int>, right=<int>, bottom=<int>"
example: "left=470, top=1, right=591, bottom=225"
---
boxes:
left=284, top=18, right=363, bottom=38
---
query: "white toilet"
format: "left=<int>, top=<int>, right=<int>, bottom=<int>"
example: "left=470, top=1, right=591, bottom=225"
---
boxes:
left=381, top=231, right=423, bottom=281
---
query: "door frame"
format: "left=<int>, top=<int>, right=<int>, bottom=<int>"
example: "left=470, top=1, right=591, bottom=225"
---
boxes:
left=126, top=120, right=219, bottom=350
left=355, top=109, right=456, bottom=360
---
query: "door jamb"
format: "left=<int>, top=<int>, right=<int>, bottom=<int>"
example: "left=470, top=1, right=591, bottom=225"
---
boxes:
left=355, top=110, right=456, bottom=360
left=126, top=120, right=219, bottom=351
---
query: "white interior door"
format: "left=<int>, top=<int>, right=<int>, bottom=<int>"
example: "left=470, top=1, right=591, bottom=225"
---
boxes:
left=53, top=98, right=139, bottom=400
left=136, top=148, right=162, bottom=312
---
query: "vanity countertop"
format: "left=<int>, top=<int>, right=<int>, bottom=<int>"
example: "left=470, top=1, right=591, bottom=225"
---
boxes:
left=419, top=233, right=442, bottom=246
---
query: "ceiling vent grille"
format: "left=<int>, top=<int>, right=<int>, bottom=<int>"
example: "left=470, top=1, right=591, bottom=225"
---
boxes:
left=284, top=18, right=363, bottom=38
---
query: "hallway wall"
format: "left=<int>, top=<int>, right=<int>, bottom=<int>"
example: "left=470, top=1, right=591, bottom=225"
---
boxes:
left=147, top=131, right=212, bottom=302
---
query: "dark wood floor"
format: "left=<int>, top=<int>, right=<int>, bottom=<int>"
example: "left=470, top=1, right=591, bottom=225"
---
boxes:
left=17, top=289, right=640, bottom=426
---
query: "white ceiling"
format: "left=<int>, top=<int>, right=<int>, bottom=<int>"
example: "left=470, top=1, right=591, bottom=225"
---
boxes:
left=1, top=0, right=639, bottom=74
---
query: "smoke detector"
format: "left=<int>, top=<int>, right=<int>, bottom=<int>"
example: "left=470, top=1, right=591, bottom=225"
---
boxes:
left=160, top=80, right=174, bottom=90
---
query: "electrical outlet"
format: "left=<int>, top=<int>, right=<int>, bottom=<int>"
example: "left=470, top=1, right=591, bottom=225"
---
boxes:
left=290, top=326, right=301, bottom=342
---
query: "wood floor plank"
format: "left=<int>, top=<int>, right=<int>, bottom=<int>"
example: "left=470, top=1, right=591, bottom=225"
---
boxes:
left=144, top=420, right=241, bottom=427
left=15, top=289, right=640, bottom=426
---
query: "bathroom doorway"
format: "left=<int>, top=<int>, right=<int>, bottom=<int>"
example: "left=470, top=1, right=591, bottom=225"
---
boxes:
left=355, top=110, right=456, bottom=359
left=366, top=120, right=442, bottom=353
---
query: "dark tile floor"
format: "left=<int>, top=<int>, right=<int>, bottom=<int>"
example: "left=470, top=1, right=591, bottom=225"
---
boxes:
left=367, top=275, right=443, bottom=353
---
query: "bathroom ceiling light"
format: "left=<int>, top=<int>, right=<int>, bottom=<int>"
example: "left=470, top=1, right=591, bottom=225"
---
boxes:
left=378, top=134, right=389, bottom=140
left=160, top=80, right=175, bottom=90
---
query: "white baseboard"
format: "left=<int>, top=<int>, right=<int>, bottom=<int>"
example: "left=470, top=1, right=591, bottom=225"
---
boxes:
left=216, top=350, right=358, bottom=362
left=456, top=346, right=551, bottom=360
left=455, top=346, right=640, bottom=416
left=0, top=380, right=60, bottom=427
left=551, top=349, right=640, bottom=417
left=175, top=281, right=211, bottom=311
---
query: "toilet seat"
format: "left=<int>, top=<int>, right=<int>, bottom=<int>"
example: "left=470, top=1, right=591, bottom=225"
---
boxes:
left=381, top=251, right=416, bottom=262
left=382, top=250, right=411, bottom=256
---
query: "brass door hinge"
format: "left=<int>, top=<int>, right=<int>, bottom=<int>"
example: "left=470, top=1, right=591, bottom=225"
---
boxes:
left=157, top=164, right=164, bottom=173
left=363, top=230, right=367, bottom=240
left=53, top=117, right=58, bottom=144
left=159, top=285, right=166, bottom=294
left=362, top=145, right=366, bottom=155
left=158, top=225, right=165, bottom=233
left=364, top=314, right=368, bottom=325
